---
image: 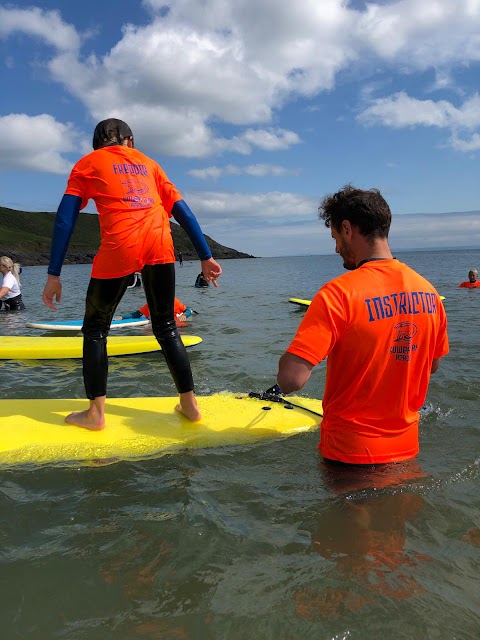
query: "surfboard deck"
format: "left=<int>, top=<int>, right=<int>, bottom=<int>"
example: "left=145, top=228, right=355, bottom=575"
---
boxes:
left=0, top=335, right=202, bottom=360
left=25, top=317, right=150, bottom=331
left=288, top=298, right=311, bottom=307
left=0, top=393, right=323, bottom=467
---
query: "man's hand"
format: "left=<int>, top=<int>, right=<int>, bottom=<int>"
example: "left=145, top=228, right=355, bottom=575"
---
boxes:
left=42, top=275, right=62, bottom=311
left=201, top=258, right=222, bottom=288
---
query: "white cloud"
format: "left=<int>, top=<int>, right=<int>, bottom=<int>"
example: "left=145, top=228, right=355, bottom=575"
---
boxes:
left=450, top=132, right=480, bottom=151
left=184, top=190, right=480, bottom=257
left=0, top=114, right=79, bottom=174
left=390, top=211, right=480, bottom=250
left=357, top=0, right=480, bottom=67
left=2, top=1, right=480, bottom=163
left=0, top=6, right=80, bottom=52
left=188, top=163, right=298, bottom=180
left=358, top=91, right=480, bottom=149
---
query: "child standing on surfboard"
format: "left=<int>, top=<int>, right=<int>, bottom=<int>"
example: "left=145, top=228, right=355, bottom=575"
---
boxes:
left=42, top=118, right=221, bottom=429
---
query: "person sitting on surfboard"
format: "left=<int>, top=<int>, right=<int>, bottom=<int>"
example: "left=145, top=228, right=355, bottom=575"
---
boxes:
left=0, top=256, right=25, bottom=311
left=274, top=184, right=449, bottom=465
left=42, top=117, right=222, bottom=429
left=115, top=298, right=195, bottom=324
left=459, top=268, right=480, bottom=288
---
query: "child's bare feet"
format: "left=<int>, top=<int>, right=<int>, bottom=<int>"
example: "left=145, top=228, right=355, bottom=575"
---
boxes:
left=175, top=391, right=201, bottom=422
left=65, top=397, right=106, bottom=430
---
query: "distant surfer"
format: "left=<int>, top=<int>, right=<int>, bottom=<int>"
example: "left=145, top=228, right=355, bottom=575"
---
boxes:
left=115, top=298, right=195, bottom=325
left=42, top=118, right=222, bottom=429
left=0, top=256, right=25, bottom=311
left=178, top=252, right=183, bottom=266
left=127, top=271, right=142, bottom=288
left=195, top=272, right=209, bottom=288
left=274, top=184, right=449, bottom=465
left=459, top=268, right=480, bottom=288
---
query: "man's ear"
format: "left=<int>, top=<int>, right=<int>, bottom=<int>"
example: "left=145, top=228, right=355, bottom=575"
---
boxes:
left=341, top=220, right=352, bottom=237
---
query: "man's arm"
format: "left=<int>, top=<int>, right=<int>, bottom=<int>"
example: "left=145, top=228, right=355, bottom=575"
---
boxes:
left=277, top=352, right=315, bottom=394
left=431, top=358, right=441, bottom=374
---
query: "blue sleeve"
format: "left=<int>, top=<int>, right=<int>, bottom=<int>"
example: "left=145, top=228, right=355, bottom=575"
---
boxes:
left=48, top=194, right=82, bottom=276
left=126, top=310, right=143, bottom=319
left=171, top=200, right=212, bottom=261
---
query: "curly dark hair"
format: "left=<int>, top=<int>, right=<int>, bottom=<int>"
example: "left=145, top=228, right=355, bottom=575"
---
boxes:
left=318, top=184, right=391, bottom=239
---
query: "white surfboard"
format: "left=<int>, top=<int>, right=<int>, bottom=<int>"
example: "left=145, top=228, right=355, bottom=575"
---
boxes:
left=25, top=317, right=150, bottom=331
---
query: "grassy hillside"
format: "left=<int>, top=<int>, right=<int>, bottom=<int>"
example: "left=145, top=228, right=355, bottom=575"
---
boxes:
left=0, top=206, right=254, bottom=265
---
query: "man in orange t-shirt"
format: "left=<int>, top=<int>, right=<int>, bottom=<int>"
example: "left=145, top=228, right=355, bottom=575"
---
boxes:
left=42, top=118, right=222, bottom=429
left=459, top=269, right=480, bottom=288
left=275, top=184, right=449, bottom=465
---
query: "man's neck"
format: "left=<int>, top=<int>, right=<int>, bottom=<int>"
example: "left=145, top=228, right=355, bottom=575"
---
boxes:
left=355, top=239, right=393, bottom=266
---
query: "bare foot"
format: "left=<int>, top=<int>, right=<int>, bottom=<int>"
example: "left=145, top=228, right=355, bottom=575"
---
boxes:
left=175, top=391, right=201, bottom=422
left=175, top=403, right=201, bottom=422
left=65, top=405, right=105, bottom=431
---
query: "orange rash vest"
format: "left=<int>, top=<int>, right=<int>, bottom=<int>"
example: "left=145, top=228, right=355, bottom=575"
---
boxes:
left=138, top=298, right=185, bottom=319
left=65, top=146, right=182, bottom=278
left=286, top=259, right=449, bottom=464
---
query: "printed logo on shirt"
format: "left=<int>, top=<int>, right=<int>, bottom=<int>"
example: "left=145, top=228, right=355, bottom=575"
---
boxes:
left=393, top=321, right=418, bottom=342
left=389, top=321, right=419, bottom=361
left=122, top=179, right=149, bottom=196
left=121, top=178, right=154, bottom=208
left=113, top=163, right=148, bottom=176
left=365, top=291, right=437, bottom=323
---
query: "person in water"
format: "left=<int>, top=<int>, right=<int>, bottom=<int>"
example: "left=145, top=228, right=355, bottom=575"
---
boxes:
left=195, top=272, right=209, bottom=287
left=42, top=118, right=222, bottom=430
left=274, top=184, right=449, bottom=465
left=0, top=256, right=25, bottom=310
left=459, top=269, right=480, bottom=288
left=115, top=297, right=195, bottom=323
left=127, top=271, right=142, bottom=288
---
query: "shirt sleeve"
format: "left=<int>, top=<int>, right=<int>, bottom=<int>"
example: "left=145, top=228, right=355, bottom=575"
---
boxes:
left=433, top=298, right=449, bottom=359
left=154, top=164, right=183, bottom=216
left=64, top=157, right=91, bottom=211
left=286, top=283, right=347, bottom=366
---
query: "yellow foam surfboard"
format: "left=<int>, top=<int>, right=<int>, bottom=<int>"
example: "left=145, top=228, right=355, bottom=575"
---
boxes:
left=289, top=296, right=445, bottom=306
left=288, top=298, right=311, bottom=307
left=0, top=394, right=323, bottom=467
left=0, top=335, right=202, bottom=360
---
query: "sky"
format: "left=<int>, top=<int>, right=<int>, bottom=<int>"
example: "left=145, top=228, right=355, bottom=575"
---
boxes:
left=1, top=0, right=480, bottom=257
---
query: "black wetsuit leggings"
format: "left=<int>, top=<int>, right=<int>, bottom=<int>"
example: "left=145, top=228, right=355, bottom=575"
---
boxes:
left=82, top=263, right=194, bottom=400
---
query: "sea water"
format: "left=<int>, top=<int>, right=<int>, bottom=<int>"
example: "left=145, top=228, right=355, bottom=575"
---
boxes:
left=0, top=250, right=479, bottom=639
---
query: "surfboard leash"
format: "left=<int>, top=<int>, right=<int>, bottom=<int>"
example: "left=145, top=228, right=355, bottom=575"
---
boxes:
left=248, top=391, right=323, bottom=418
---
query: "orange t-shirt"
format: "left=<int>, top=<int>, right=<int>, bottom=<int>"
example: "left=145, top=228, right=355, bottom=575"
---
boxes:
left=138, top=298, right=185, bottom=319
left=459, top=281, right=480, bottom=288
left=65, top=146, right=182, bottom=278
left=286, top=259, right=449, bottom=464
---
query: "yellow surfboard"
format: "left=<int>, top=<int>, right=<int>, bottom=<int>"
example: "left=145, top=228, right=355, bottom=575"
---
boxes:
left=290, top=296, right=445, bottom=306
left=0, top=394, right=323, bottom=467
left=0, top=335, right=202, bottom=360
left=288, top=298, right=311, bottom=307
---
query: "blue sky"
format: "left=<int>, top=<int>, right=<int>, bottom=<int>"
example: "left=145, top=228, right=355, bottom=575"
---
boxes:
left=1, top=0, right=480, bottom=257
